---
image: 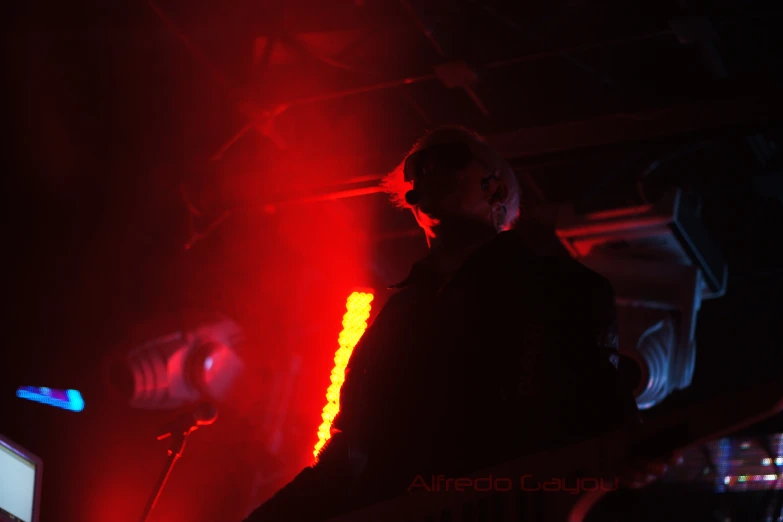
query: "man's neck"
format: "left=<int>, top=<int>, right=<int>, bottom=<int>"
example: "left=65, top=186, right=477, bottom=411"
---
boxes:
left=426, top=220, right=498, bottom=275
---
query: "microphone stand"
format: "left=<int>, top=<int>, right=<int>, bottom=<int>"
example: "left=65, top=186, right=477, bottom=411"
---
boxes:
left=139, top=426, right=196, bottom=522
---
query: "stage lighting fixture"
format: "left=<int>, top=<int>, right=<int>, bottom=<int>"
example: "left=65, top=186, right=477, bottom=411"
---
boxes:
left=556, top=189, right=727, bottom=409
left=314, top=291, right=374, bottom=460
left=106, top=315, right=245, bottom=409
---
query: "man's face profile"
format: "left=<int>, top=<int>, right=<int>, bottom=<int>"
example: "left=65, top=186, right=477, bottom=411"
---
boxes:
left=407, top=140, right=498, bottom=227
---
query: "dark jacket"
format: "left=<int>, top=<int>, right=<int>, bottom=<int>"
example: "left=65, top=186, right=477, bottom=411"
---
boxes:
left=244, top=231, right=639, bottom=521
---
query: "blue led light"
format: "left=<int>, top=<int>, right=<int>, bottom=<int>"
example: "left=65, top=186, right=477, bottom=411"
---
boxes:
left=16, top=386, right=85, bottom=412
left=716, top=437, right=731, bottom=492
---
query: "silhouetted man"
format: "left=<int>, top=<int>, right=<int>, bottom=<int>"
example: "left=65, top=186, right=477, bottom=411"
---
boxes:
left=243, top=126, right=641, bottom=522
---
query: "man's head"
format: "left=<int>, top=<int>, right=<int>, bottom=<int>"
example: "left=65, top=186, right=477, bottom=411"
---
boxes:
left=382, top=126, right=521, bottom=243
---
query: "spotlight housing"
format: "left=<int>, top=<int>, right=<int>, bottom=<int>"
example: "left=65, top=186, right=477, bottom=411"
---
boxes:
left=556, top=190, right=727, bottom=408
left=105, top=314, right=244, bottom=410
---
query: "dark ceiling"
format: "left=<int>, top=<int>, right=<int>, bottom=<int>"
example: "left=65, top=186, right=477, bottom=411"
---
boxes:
left=3, top=1, right=782, bottom=521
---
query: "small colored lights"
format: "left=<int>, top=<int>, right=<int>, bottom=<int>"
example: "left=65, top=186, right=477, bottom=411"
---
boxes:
left=741, top=442, right=751, bottom=450
left=725, top=474, right=780, bottom=485
left=313, top=291, right=374, bottom=461
left=777, top=457, right=783, bottom=466
left=16, top=386, right=85, bottom=412
left=764, top=458, right=772, bottom=466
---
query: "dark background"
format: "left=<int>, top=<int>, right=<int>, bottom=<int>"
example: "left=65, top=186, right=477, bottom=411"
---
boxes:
left=2, top=1, right=782, bottom=521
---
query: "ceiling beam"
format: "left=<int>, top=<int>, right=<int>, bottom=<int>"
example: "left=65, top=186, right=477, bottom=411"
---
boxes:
left=486, top=93, right=783, bottom=159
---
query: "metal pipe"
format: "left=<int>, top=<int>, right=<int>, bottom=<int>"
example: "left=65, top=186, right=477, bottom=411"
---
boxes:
left=267, top=185, right=387, bottom=207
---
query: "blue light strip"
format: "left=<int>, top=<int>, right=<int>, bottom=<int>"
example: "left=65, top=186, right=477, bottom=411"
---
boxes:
left=716, top=437, right=731, bottom=492
left=16, top=386, right=85, bottom=412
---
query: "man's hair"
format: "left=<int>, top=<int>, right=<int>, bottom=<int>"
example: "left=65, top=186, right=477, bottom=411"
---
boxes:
left=381, top=126, right=521, bottom=240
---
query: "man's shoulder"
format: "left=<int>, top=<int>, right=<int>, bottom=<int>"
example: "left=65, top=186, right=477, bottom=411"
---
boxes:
left=543, top=255, right=612, bottom=290
left=492, top=232, right=612, bottom=292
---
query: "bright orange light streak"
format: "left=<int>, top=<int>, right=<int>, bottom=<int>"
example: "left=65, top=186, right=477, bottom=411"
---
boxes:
left=314, top=291, right=374, bottom=460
